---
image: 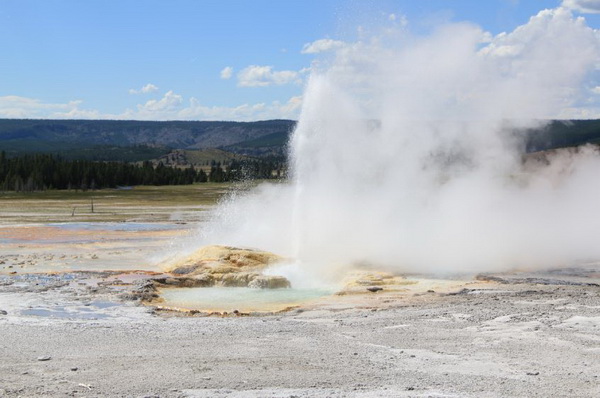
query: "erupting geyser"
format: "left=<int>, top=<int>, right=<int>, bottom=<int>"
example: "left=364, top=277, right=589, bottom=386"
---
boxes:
left=201, top=7, right=600, bottom=284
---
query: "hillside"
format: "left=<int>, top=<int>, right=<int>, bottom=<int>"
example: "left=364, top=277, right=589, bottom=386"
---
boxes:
left=0, top=119, right=296, bottom=158
left=3, top=119, right=600, bottom=163
left=222, top=131, right=289, bottom=157
left=153, top=149, right=251, bottom=168
left=525, top=119, right=600, bottom=152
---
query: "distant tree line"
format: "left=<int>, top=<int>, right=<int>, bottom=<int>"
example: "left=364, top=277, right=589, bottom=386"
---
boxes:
left=0, top=152, right=285, bottom=191
left=207, top=159, right=285, bottom=183
left=0, top=152, right=207, bottom=192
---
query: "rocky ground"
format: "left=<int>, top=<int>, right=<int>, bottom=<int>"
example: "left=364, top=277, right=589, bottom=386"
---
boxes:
left=0, top=264, right=599, bottom=397
left=1, top=205, right=599, bottom=397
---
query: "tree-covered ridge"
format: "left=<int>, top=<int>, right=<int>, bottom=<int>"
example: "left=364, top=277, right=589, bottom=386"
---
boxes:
left=0, top=119, right=296, bottom=157
left=3, top=118, right=600, bottom=161
left=525, top=119, right=600, bottom=152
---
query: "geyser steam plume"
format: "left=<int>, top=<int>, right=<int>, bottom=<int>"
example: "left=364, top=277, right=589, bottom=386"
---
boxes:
left=201, top=8, right=600, bottom=280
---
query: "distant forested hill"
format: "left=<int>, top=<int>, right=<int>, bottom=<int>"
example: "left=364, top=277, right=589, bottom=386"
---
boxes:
left=2, top=118, right=600, bottom=161
left=525, top=119, right=600, bottom=152
left=0, top=119, right=296, bottom=159
left=4, top=118, right=600, bottom=192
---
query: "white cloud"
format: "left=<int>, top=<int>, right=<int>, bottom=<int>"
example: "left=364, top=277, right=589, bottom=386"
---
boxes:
left=220, top=66, right=233, bottom=79
left=314, top=6, right=600, bottom=123
left=477, top=6, right=600, bottom=115
left=483, top=7, right=600, bottom=118
left=558, top=106, right=600, bottom=118
left=0, top=92, right=303, bottom=121
left=387, top=13, right=408, bottom=27
left=562, top=0, right=600, bottom=13
left=0, top=95, right=88, bottom=118
left=188, top=94, right=302, bottom=120
left=136, top=90, right=183, bottom=114
left=301, top=38, right=346, bottom=54
left=237, top=65, right=301, bottom=87
left=177, top=95, right=303, bottom=121
left=120, top=93, right=302, bottom=121
left=276, top=95, right=303, bottom=117
left=53, top=108, right=103, bottom=119
left=128, top=83, right=159, bottom=95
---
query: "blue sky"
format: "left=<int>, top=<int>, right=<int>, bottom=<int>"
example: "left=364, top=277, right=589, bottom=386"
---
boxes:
left=1, top=0, right=600, bottom=121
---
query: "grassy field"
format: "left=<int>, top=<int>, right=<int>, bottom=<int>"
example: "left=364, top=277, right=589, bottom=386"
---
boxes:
left=0, top=183, right=235, bottom=224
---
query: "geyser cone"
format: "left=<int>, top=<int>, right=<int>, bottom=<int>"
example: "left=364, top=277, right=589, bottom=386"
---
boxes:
left=201, top=7, right=600, bottom=282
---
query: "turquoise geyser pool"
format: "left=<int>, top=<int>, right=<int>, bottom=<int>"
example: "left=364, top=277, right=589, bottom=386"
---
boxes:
left=159, top=287, right=335, bottom=313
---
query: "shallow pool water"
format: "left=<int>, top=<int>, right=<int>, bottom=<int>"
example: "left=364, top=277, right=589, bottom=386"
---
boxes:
left=21, top=307, right=111, bottom=320
left=48, top=222, right=182, bottom=232
left=160, top=287, right=335, bottom=312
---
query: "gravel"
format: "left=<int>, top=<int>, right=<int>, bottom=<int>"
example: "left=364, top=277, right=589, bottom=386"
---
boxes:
left=0, top=272, right=599, bottom=397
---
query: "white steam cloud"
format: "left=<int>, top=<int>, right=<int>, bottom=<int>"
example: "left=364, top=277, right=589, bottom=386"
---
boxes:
left=198, top=8, right=600, bottom=283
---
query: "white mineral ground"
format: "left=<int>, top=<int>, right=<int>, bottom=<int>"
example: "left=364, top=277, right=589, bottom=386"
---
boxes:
left=4, top=7, right=600, bottom=395
left=0, top=221, right=599, bottom=397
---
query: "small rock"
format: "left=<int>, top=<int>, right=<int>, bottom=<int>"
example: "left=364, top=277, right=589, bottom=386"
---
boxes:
left=406, top=387, right=415, bottom=391
left=37, top=356, right=51, bottom=361
left=366, top=286, right=383, bottom=293
left=0, top=310, right=7, bottom=315
left=526, top=371, right=540, bottom=376
left=248, top=274, right=291, bottom=289
left=70, top=367, right=78, bottom=371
